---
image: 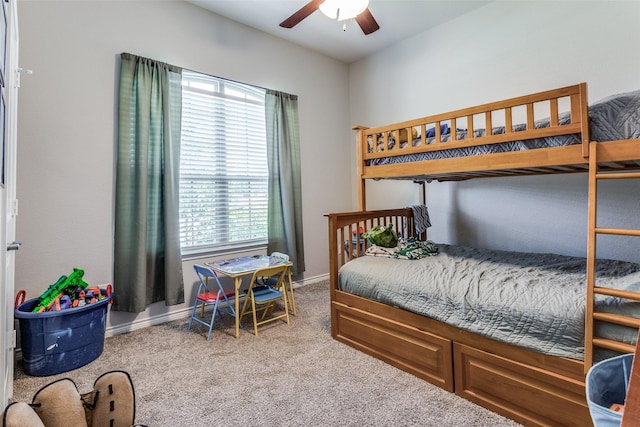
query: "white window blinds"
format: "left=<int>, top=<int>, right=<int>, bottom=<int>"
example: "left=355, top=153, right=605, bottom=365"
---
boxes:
left=180, top=70, right=268, bottom=254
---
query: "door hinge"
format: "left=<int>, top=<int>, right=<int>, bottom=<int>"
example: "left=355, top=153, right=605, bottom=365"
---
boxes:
left=11, top=199, right=17, bottom=217
left=7, top=329, right=16, bottom=350
left=16, top=68, right=33, bottom=89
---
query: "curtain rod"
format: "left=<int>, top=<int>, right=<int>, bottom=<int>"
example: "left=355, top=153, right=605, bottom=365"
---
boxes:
left=121, top=52, right=295, bottom=97
left=184, top=66, right=268, bottom=92
left=184, top=66, right=297, bottom=99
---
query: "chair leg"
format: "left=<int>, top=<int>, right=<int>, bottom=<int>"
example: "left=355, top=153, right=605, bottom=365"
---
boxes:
left=282, top=290, right=290, bottom=325
left=206, top=301, right=219, bottom=341
left=216, top=307, right=225, bottom=321
left=251, top=298, right=259, bottom=336
left=286, top=269, right=296, bottom=316
left=188, top=301, right=198, bottom=330
left=239, top=293, right=251, bottom=320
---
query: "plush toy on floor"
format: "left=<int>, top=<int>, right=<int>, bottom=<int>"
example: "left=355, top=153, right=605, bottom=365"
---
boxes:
left=2, top=370, right=140, bottom=427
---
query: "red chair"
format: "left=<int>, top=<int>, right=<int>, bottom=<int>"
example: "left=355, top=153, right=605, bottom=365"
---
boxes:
left=188, top=264, right=236, bottom=341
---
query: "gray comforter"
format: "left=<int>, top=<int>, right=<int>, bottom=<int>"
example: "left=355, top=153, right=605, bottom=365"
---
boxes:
left=339, top=244, right=640, bottom=360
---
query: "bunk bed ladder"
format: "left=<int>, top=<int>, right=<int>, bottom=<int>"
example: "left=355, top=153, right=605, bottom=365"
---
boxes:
left=585, top=142, right=640, bottom=372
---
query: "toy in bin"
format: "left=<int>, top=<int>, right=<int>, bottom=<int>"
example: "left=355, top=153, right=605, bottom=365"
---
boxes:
left=25, top=268, right=112, bottom=313
left=14, top=269, right=114, bottom=376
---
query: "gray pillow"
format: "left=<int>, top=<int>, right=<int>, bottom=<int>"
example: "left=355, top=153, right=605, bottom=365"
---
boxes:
left=589, top=90, right=640, bottom=141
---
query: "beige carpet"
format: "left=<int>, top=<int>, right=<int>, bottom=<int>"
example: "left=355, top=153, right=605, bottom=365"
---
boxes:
left=12, top=281, right=521, bottom=426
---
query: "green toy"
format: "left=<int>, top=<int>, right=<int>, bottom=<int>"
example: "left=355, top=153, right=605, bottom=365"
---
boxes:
left=363, top=224, right=398, bottom=248
left=31, top=268, right=89, bottom=313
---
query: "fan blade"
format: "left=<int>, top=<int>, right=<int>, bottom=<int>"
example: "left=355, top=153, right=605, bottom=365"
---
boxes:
left=280, top=0, right=324, bottom=28
left=355, top=8, right=380, bottom=35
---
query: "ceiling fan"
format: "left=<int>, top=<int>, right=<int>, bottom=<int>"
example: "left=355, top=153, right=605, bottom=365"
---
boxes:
left=279, top=0, right=380, bottom=35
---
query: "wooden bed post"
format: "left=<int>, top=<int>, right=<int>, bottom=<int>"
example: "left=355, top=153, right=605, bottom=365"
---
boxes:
left=359, top=175, right=366, bottom=211
left=578, top=82, right=590, bottom=158
left=353, top=125, right=369, bottom=210
left=418, top=181, right=427, bottom=240
left=326, top=215, right=338, bottom=294
left=417, top=181, right=426, bottom=205
left=585, top=141, right=598, bottom=372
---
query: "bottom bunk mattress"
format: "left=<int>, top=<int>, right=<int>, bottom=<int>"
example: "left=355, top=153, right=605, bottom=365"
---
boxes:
left=338, top=244, right=640, bottom=361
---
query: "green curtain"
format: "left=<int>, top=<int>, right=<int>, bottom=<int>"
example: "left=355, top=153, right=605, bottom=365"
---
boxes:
left=113, top=53, right=184, bottom=313
left=265, top=90, right=305, bottom=275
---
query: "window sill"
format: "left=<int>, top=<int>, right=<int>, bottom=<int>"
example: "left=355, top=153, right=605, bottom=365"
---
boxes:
left=181, top=241, right=268, bottom=261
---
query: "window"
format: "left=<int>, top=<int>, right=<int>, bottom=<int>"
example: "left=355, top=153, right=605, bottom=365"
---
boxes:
left=179, top=70, right=268, bottom=255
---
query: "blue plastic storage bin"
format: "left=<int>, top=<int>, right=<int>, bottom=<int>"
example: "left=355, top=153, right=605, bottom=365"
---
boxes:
left=586, top=353, right=633, bottom=427
left=14, top=295, right=111, bottom=376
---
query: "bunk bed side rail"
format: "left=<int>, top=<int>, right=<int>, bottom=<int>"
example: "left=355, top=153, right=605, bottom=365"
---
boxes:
left=325, top=208, right=417, bottom=295
left=357, top=83, right=589, bottom=161
left=353, top=125, right=369, bottom=210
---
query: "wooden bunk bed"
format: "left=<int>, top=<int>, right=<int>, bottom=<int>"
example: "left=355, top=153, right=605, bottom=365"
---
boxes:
left=326, top=83, right=640, bottom=426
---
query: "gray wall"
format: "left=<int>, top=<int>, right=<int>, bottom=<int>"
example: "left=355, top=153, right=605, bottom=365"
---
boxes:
left=349, top=1, right=640, bottom=262
left=16, top=1, right=352, bottom=331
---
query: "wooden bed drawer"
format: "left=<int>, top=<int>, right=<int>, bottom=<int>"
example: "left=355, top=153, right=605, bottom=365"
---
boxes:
left=332, top=301, right=454, bottom=391
left=454, top=343, right=591, bottom=427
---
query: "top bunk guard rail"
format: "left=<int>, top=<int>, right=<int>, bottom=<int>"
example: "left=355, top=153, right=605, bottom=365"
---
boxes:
left=355, top=83, right=591, bottom=183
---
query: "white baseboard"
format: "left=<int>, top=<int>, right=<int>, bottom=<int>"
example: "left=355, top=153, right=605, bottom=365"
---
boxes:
left=105, top=273, right=328, bottom=338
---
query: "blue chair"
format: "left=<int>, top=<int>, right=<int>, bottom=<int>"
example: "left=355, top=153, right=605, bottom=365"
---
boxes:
left=257, top=252, right=296, bottom=315
left=239, top=264, right=290, bottom=336
left=188, top=264, right=236, bottom=341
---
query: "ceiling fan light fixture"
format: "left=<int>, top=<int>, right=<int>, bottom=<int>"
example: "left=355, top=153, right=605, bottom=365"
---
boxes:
left=319, top=0, right=369, bottom=21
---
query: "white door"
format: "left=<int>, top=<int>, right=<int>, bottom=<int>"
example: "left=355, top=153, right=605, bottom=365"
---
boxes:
left=2, top=0, right=19, bottom=406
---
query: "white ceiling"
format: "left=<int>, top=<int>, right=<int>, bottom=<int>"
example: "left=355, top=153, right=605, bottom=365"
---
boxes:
left=185, top=0, right=491, bottom=64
